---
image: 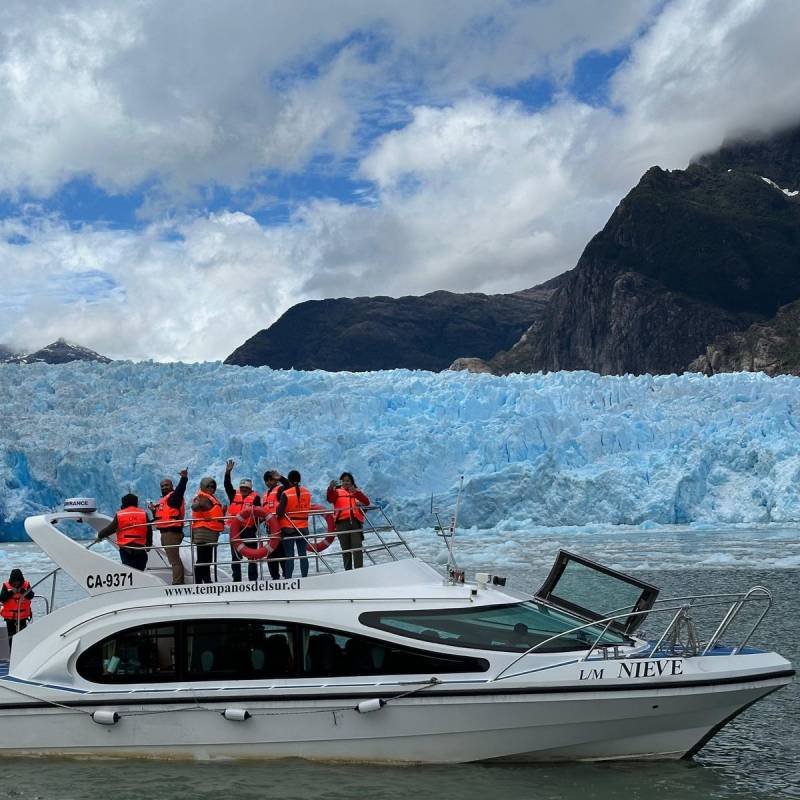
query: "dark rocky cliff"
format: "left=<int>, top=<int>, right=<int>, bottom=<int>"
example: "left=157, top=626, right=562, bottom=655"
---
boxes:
left=225, top=279, right=563, bottom=371
left=690, top=298, right=800, bottom=376
left=490, top=126, right=800, bottom=375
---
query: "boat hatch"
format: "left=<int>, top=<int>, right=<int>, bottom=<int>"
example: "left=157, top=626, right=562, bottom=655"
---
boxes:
left=535, top=550, right=659, bottom=636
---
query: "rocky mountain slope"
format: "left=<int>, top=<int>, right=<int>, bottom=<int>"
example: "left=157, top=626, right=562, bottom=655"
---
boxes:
left=690, top=297, right=800, bottom=376
left=486, top=125, right=800, bottom=375
left=4, top=338, right=111, bottom=364
left=225, top=279, right=563, bottom=371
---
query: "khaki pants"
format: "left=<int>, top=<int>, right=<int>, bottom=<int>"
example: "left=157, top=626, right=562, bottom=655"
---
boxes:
left=159, top=529, right=184, bottom=585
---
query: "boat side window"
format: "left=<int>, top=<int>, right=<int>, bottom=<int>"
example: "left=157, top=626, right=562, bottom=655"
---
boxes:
left=185, top=620, right=294, bottom=680
left=301, top=626, right=488, bottom=677
left=77, top=623, right=177, bottom=683
left=359, top=603, right=631, bottom=653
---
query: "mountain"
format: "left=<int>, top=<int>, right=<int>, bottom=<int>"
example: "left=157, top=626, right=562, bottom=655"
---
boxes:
left=486, top=124, right=800, bottom=375
left=8, top=338, right=112, bottom=364
left=225, top=279, right=564, bottom=372
left=0, top=344, right=20, bottom=362
left=690, top=297, right=800, bottom=376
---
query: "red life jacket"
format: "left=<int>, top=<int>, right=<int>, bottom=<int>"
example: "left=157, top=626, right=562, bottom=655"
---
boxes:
left=1, top=581, right=32, bottom=620
left=281, top=485, right=312, bottom=528
left=262, top=484, right=283, bottom=514
left=153, top=491, right=185, bottom=531
left=332, top=487, right=365, bottom=523
left=191, top=491, right=225, bottom=532
left=228, top=490, right=258, bottom=528
left=116, top=507, right=149, bottom=547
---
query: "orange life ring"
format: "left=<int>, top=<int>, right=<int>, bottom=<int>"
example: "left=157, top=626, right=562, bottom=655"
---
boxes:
left=229, top=512, right=281, bottom=560
left=306, top=504, right=336, bottom=553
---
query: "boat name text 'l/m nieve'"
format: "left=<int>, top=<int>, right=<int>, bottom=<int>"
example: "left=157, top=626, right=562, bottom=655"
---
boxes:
left=579, top=658, right=684, bottom=681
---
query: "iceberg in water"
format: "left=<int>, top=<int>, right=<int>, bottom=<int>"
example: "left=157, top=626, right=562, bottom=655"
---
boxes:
left=0, top=362, right=799, bottom=540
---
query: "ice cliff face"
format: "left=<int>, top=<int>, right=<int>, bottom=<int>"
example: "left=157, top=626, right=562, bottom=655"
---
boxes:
left=1, top=363, right=799, bottom=540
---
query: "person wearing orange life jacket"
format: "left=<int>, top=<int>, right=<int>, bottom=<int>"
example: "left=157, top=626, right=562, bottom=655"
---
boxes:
left=327, top=472, right=370, bottom=570
left=191, top=477, right=226, bottom=584
left=262, top=470, right=289, bottom=580
left=148, top=468, right=189, bottom=585
left=1, top=569, right=35, bottom=648
left=96, top=493, right=152, bottom=572
left=276, top=470, right=312, bottom=578
left=224, top=459, right=261, bottom=582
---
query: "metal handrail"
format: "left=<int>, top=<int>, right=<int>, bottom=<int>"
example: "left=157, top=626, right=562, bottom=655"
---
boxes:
left=491, top=589, right=773, bottom=682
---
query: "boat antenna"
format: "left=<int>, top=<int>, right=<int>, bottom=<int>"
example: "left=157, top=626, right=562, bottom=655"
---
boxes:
left=432, top=475, right=464, bottom=582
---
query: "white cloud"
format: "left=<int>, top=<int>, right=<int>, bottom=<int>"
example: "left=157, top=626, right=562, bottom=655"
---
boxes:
left=0, top=0, right=657, bottom=196
left=1, top=0, right=799, bottom=361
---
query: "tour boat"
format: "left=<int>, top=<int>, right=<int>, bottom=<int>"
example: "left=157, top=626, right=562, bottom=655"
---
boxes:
left=0, top=500, right=792, bottom=762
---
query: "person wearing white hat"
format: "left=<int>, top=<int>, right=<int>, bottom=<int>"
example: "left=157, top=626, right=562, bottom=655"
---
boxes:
left=224, top=459, right=261, bottom=582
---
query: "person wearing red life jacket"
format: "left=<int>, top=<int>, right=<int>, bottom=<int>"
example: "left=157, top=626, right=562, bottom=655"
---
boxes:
left=327, top=472, right=370, bottom=570
left=96, top=493, right=152, bottom=572
left=191, top=477, right=226, bottom=584
left=262, top=470, right=289, bottom=580
left=1, top=568, right=35, bottom=648
left=276, top=470, right=312, bottom=578
left=224, top=459, right=261, bottom=582
left=149, top=468, right=189, bottom=585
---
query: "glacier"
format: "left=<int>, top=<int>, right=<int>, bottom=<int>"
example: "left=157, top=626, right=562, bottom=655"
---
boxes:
left=1, top=362, right=799, bottom=540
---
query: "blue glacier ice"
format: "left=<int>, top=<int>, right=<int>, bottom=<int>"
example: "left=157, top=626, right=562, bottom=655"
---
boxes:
left=1, top=362, right=799, bottom=540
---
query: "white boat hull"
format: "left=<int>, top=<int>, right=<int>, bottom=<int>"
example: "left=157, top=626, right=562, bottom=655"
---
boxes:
left=0, top=674, right=787, bottom=762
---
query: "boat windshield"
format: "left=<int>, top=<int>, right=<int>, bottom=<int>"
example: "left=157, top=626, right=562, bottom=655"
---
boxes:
left=535, top=550, right=659, bottom=635
left=360, top=601, right=630, bottom=653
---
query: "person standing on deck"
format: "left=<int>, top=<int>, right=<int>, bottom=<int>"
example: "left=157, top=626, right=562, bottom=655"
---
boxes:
left=191, top=477, right=225, bottom=584
left=262, top=470, right=289, bottom=579
left=327, top=472, right=370, bottom=570
left=277, top=470, right=312, bottom=578
left=224, top=459, right=261, bottom=582
left=96, top=494, right=152, bottom=571
left=1, top=569, right=34, bottom=649
left=150, top=468, right=189, bottom=585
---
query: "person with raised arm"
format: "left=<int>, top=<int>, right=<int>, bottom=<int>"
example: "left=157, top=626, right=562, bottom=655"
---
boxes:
left=190, top=477, right=225, bottom=584
left=224, top=459, right=261, bottom=582
left=327, top=472, right=370, bottom=570
left=262, top=470, right=289, bottom=580
left=150, top=468, right=189, bottom=585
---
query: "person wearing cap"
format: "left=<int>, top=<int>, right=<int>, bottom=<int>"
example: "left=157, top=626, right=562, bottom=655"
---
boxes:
left=96, top=494, right=152, bottom=571
left=224, top=459, right=261, bottom=582
left=1, top=569, right=35, bottom=648
left=191, top=477, right=225, bottom=584
left=149, top=468, right=189, bottom=585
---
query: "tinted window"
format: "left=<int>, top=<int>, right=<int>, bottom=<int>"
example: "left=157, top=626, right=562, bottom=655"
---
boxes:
left=77, top=623, right=177, bottom=683
left=302, top=626, right=487, bottom=676
left=360, top=602, right=630, bottom=653
left=186, top=620, right=293, bottom=680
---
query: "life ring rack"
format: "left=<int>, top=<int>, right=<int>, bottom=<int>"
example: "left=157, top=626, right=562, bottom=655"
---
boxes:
left=229, top=504, right=336, bottom=560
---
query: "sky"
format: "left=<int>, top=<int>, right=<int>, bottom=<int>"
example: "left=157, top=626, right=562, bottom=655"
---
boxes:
left=0, top=0, right=799, bottom=362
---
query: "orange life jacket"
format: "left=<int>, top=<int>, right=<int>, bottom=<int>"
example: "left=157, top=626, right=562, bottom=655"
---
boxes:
left=1, top=581, right=32, bottom=620
left=262, top=484, right=283, bottom=514
left=281, top=485, right=312, bottom=528
left=191, top=491, right=225, bottom=532
left=116, top=507, right=149, bottom=547
left=228, top=490, right=257, bottom=528
left=332, top=487, right=365, bottom=523
left=153, top=491, right=185, bottom=531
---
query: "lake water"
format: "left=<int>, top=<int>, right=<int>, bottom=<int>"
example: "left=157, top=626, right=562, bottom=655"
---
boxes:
left=0, top=525, right=796, bottom=800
